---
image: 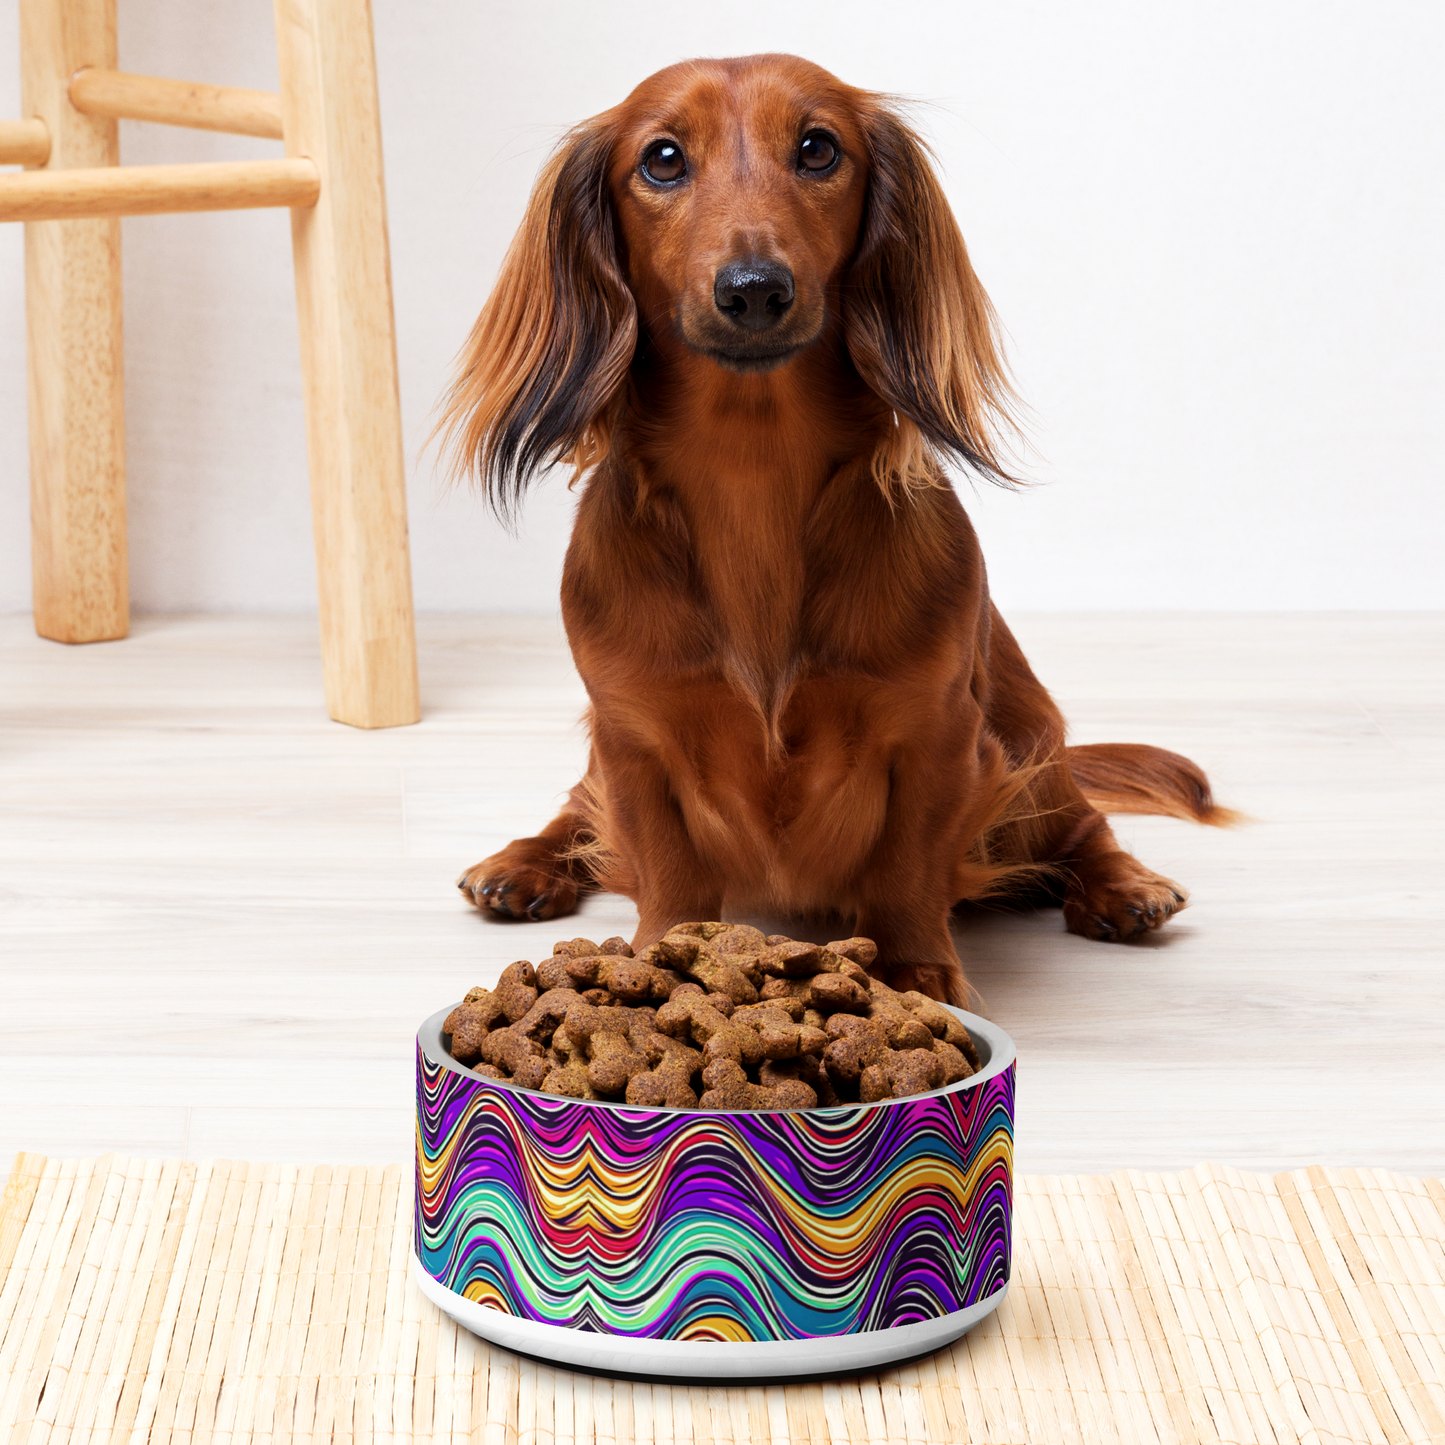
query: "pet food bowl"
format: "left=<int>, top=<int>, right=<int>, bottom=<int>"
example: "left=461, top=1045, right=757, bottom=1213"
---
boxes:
left=412, top=1003, right=1015, bottom=1381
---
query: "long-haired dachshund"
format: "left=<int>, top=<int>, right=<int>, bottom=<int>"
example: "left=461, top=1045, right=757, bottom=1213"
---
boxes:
left=442, top=53, right=1235, bottom=1005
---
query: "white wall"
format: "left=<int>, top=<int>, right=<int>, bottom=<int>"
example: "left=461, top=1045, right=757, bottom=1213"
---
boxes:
left=1, top=0, right=1440, bottom=613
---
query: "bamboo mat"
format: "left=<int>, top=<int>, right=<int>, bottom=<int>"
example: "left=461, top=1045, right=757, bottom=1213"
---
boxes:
left=2, top=1155, right=1444, bottom=1444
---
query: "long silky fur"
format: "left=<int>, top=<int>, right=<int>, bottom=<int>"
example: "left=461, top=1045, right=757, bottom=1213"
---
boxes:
left=846, top=101, right=1023, bottom=496
left=436, top=117, right=637, bottom=523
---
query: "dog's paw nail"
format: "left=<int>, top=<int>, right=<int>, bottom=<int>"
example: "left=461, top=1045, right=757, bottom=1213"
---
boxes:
left=1125, top=906, right=1142, bottom=917
left=526, top=893, right=552, bottom=918
left=1170, top=890, right=1184, bottom=903
left=1090, top=915, right=1115, bottom=938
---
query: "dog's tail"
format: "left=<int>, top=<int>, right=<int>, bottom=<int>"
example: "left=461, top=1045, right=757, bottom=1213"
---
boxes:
left=1065, top=743, right=1244, bottom=827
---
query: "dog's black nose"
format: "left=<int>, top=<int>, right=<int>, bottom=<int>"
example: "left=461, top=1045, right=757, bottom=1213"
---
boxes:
left=713, top=259, right=794, bottom=330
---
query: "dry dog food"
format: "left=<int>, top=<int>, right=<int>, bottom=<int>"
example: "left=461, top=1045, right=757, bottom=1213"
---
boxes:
left=441, top=923, right=981, bottom=1111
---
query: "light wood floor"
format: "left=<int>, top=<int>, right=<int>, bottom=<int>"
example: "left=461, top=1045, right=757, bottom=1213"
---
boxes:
left=2, top=612, right=1440, bottom=1174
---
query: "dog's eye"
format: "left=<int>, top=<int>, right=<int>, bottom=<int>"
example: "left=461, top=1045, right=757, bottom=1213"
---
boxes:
left=641, top=141, right=686, bottom=184
left=798, top=131, right=838, bottom=173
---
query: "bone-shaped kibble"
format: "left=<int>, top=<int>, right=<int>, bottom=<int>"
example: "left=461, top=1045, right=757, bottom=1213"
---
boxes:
left=655, top=994, right=765, bottom=1068
left=513, top=1055, right=550, bottom=1088
left=541, top=1059, right=598, bottom=1099
left=591, top=1041, right=649, bottom=1095
left=760, top=1054, right=839, bottom=1106
left=865, top=977, right=943, bottom=1050
left=825, top=937, right=879, bottom=968
left=663, top=922, right=732, bottom=942
left=898, top=991, right=980, bottom=1066
left=707, top=923, right=768, bottom=956
left=549, top=1023, right=582, bottom=1062
left=683, top=925, right=768, bottom=985
left=494, top=960, right=539, bottom=1022
left=699, top=1058, right=817, bottom=1111
left=821, top=1015, right=890, bottom=1081
left=552, top=937, right=600, bottom=957
left=823, top=1012, right=878, bottom=1041
left=667, top=982, right=735, bottom=1015
left=512, top=988, right=584, bottom=1042
left=759, top=976, right=808, bottom=1002
left=534, top=955, right=576, bottom=991
left=932, top=1039, right=975, bottom=1085
left=563, top=1001, right=650, bottom=1095
left=443, top=993, right=505, bottom=1062
left=538, top=938, right=615, bottom=990
left=859, top=1047, right=945, bottom=1102
left=625, top=1045, right=701, bottom=1108
left=758, top=941, right=841, bottom=977
left=808, top=974, right=872, bottom=1015
left=564, top=954, right=676, bottom=1004
left=563, top=999, right=635, bottom=1042
left=731, top=1003, right=828, bottom=1060
left=478, top=1025, right=546, bottom=1075
left=735, top=995, right=804, bottom=1023
left=634, top=1027, right=702, bottom=1070
left=644, top=937, right=759, bottom=1004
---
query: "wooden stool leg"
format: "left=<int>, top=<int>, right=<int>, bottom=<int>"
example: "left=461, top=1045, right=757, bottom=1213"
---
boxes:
left=22, top=0, right=127, bottom=644
left=273, top=0, right=420, bottom=728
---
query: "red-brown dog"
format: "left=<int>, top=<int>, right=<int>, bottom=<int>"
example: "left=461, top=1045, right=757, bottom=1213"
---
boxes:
left=441, top=54, right=1234, bottom=1005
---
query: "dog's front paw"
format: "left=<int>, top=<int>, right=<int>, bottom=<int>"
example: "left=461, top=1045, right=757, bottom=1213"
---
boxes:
left=457, top=843, right=580, bottom=922
left=1063, top=852, right=1187, bottom=941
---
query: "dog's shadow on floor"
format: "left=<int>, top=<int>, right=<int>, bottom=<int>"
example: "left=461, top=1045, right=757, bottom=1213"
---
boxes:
left=952, top=899, right=1189, bottom=1021
left=729, top=900, right=1186, bottom=1021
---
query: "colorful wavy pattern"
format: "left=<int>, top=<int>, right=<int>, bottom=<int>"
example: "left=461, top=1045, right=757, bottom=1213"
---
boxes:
left=414, top=1041, right=1012, bottom=1342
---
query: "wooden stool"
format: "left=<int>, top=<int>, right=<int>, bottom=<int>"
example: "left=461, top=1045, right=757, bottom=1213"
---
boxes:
left=0, top=0, right=420, bottom=729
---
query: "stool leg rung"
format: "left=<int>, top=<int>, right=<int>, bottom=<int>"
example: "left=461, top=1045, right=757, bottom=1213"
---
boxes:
left=0, top=158, right=320, bottom=223
left=68, top=68, right=285, bottom=141
left=0, top=117, right=50, bottom=166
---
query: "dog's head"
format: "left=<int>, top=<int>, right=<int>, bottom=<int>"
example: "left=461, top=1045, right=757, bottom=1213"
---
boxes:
left=607, top=56, right=868, bottom=378
left=440, top=54, right=1017, bottom=518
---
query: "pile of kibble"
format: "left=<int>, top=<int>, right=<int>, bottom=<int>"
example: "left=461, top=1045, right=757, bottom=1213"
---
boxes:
left=441, top=922, right=980, bottom=1111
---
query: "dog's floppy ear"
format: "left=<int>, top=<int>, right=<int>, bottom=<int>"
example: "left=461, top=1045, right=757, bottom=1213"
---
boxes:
left=846, top=103, right=1019, bottom=491
left=438, top=116, right=637, bottom=521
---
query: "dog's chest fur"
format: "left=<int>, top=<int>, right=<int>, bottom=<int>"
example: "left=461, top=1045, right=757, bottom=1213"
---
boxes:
left=563, top=447, right=989, bottom=900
